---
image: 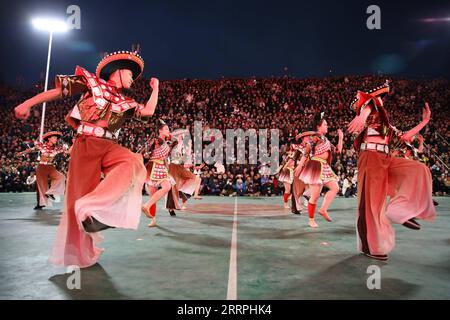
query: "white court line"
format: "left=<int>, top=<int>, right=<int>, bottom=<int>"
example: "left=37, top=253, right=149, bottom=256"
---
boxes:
left=226, top=196, right=238, bottom=300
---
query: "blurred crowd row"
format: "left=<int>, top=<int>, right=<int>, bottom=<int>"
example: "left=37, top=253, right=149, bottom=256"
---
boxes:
left=1, top=74, right=449, bottom=195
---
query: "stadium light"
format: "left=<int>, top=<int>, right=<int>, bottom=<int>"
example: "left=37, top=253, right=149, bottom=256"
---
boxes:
left=32, top=17, right=68, bottom=142
left=32, top=18, right=68, bottom=33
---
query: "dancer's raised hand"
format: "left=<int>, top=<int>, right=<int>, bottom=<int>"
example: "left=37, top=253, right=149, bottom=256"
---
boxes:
left=422, top=102, right=431, bottom=123
left=15, top=103, right=31, bottom=119
left=150, top=78, right=159, bottom=90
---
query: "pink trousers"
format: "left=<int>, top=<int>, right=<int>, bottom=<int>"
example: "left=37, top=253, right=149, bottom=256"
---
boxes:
left=36, top=164, right=65, bottom=206
left=49, top=136, right=146, bottom=268
left=357, top=151, right=436, bottom=256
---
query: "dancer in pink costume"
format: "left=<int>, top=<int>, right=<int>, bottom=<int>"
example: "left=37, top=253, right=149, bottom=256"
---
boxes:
left=17, top=131, right=68, bottom=209
left=298, top=113, right=344, bottom=228
left=142, top=120, right=177, bottom=227
left=347, top=81, right=436, bottom=261
left=166, top=132, right=204, bottom=215
left=289, top=131, right=315, bottom=215
left=278, top=145, right=297, bottom=209
left=15, top=51, right=159, bottom=268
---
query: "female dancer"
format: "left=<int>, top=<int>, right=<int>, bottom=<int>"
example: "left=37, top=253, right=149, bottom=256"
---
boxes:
left=167, top=162, right=202, bottom=215
left=278, top=145, right=296, bottom=209
left=17, top=131, right=68, bottom=209
left=291, top=131, right=316, bottom=215
left=165, top=131, right=202, bottom=215
left=299, top=113, right=344, bottom=228
left=142, top=120, right=177, bottom=227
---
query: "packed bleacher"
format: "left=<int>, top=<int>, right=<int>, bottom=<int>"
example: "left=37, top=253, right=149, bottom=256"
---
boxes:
left=1, top=75, right=449, bottom=196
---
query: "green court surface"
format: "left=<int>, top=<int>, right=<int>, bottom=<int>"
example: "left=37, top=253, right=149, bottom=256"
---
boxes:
left=0, top=193, right=448, bottom=299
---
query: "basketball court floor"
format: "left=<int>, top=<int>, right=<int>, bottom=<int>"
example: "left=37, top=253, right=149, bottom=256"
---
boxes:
left=0, top=193, right=448, bottom=299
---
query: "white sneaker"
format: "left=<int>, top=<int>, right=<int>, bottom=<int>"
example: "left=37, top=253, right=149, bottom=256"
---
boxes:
left=284, top=203, right=290, bottom=209
left=308, top=219, right=318, bottom=228
left=181, top=205, right=187, bottom=210
left=148, top=218, right=157, bottom=228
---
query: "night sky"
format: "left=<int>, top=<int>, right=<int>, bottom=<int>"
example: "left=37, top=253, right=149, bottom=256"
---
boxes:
left=0, top=0, right=449, bottom=86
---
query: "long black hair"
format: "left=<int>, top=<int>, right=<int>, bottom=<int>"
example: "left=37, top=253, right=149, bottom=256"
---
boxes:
left=156, top=119, right=167, bottom=130
left=155, top=119, right=168, bottom=142
left=308, top=110, right=326, bottom=132
left=140, top=119, right=168, bottom=156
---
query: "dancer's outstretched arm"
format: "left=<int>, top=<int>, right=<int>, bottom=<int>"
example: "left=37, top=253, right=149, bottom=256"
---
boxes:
left=15, top=141, right=41, bottom=157
left=139, top=78, right=159, bottom=116
left=14, top=88, right=62, bottom=119
left=336, top=129, right=344, bottom=154
left=417, top=135, right=424, bottom=153
left=401, top=102, right=431, bottom=142
left=347, top=106, right=372, bottom=134
left=294, top=145, right=310, bottom=177
left=16, top=147, right=33, bottom=157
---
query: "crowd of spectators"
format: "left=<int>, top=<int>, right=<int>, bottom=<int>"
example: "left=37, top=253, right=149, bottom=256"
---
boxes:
left=1, top=75, right=449, bottom=196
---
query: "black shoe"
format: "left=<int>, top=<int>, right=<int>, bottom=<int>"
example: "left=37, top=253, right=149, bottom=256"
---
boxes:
left=303, top=195, right=310, bottom=201
left=291, top=209, right=302, bottom=215
left=362, top=253, right=389, bottom=261
left=33, top=205, right=45, bottom=210
left=45, top=194, right=56, bottom=201
left=169, top=209, right=176, bottom=217
left=433, top=200, right=439, bottom=206
left=402, top=218, right=421, bottom=230
left=82, top=217, right=115, bottom=233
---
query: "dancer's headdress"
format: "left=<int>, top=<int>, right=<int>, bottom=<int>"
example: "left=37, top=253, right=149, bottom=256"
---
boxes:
left=42, top=131, right=62, bottom=141
left=96, top=50, right=144, bottom=81
left=349, top=80, right=390, bottom=114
